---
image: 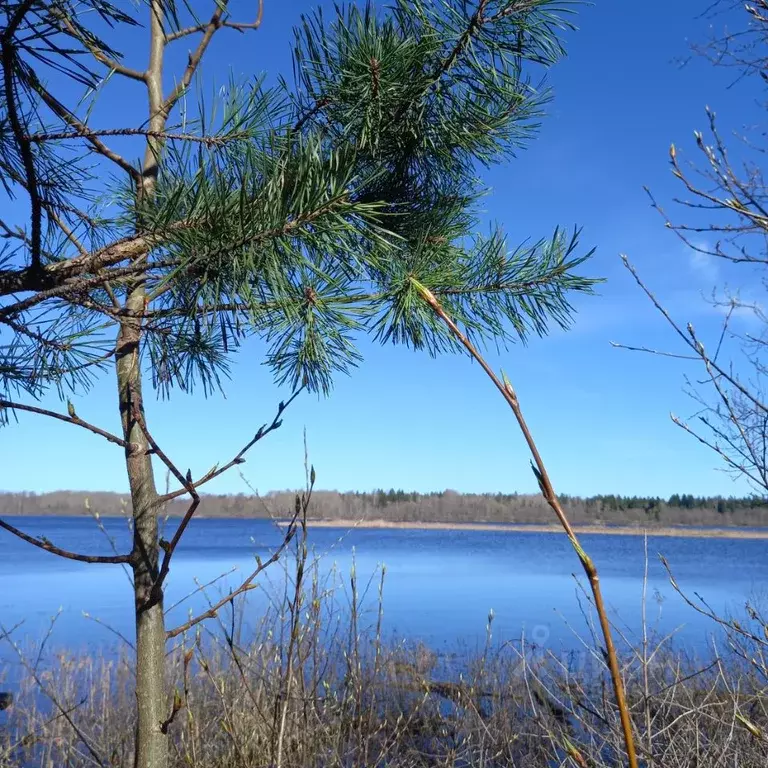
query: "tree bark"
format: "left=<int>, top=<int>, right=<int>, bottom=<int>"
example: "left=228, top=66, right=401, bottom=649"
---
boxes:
left=117, top=0, right=209, bottom=762
left=120, top=3, right=172, bottom=763
left=116, top=288, right=167, bottom=768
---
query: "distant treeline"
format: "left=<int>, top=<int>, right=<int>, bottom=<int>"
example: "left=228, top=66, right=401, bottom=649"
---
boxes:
left=1, top=489, right=766, bottom=527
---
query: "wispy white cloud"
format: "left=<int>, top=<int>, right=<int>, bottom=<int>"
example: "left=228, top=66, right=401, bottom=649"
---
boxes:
left=711, top=294, right=765, bottom=325
left=687, top=243, right=719, bottom=283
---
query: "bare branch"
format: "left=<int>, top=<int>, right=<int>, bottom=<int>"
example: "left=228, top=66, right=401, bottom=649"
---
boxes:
left=82, top=612, right=136, bottom=649
left=0, top=398, right=129, bottom=448
left=168, top=472, right=315, bottom=644
left=55, top=10, right=146, bottom=82
left=26, top=127, right=250, bottom=145
left=166, top=514, right=300, bottom=640
left=31, top=79, right=142, bottom=182
left=609, top=342, right=699, bottom=360
left=164, top=566, right=238, bottom=614
left=124, top=387, right=302, bottom=593
left=164, top=0, right=264, bottom=42
left=621, top=255, right=768, bottom=415
left=661, top=555, right=768, bottom=648
left=222, top=0, right=264, bottom=33
left=0, top=517, right=130, bottom=564
left=158, top=388, right=303, bottom=504
left=671, top=413, right=768, bottom=490
left=162, top=1, right=230, bottom=117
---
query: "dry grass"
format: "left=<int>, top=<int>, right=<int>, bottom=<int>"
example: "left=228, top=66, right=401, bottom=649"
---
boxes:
left=3, top=551, right=768, bottom=768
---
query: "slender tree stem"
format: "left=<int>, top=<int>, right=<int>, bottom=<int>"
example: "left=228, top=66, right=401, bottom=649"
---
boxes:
left=121, top=2, right=171, bottom=766
left=412, top=278, right=639, bottom=768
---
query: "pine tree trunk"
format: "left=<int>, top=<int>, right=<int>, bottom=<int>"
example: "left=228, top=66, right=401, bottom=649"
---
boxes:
left=116, top=287, right=168, bottom=768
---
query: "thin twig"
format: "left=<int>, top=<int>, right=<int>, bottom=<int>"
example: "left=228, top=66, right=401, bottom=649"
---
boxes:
left=164, top=0, right=263, bottom=42
left=166, top=512, right=301, bottom=639
left=30, top=79, right=142, bottom=182
left=164, top=566, right=238, bottom=615
left=0, top=517, right=131, bottom=563
left=82, top=612, right=136, bottom=650
left=411, top=277, right=639, bottom=768
left=0, top=622, right=108, bottom=767
left=162, top=0, right=230, bottom=117
left=26, top=128, right=250, bottom=145
left=609, top=342, right=699, bottom=361
left=158, top=388, right=303, bottom=503
left=0, top=399, right=128, bottom=448
left=622, top=256, right=768, bottom=416
left=661, top=555, right=768, bottom=648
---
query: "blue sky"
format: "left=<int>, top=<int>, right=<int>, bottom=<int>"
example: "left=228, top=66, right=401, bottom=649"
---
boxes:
left=2, top=0, right=762, bottom=498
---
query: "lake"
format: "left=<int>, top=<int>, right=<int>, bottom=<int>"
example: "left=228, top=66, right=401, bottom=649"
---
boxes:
left=1, top=516, right=766, bottom=667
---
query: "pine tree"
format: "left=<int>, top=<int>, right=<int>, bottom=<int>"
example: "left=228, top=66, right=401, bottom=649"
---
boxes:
left=0, top=1, right=596, bottom=765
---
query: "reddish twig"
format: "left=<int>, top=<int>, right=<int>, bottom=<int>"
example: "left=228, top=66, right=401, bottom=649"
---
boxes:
left=412, top=278, right=639, bottom=768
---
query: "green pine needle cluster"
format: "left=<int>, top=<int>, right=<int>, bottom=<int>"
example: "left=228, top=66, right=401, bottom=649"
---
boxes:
left=0, top=0, right=598, bottom=400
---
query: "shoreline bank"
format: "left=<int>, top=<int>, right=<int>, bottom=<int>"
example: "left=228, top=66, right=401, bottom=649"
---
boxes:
left=287, top=519, right=768, bottom=539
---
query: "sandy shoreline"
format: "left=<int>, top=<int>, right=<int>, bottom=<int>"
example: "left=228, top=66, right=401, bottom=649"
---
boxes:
left=285, top=519, right=768, bottom=540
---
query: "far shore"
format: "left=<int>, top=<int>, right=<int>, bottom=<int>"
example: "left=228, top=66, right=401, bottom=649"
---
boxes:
left=284, top=519, right=768, bottom=540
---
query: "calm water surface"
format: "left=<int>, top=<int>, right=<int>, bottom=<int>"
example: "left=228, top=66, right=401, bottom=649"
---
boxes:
left=1, top=517, right=766, bottom=661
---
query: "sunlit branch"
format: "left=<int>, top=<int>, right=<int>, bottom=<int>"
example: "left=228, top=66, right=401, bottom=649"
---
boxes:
left=0, top=398, right=128, bottom=448
left=164, top=0, right=263, bottom=43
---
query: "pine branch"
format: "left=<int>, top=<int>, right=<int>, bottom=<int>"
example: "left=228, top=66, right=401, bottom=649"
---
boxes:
left=430, top=0, right=491, bottom=83
left=55, top=9, right=145, bottom=82
left=1, top=5, right=41, bottom=270
left=30, top=76, right=141, bottom=182
left=26, top=128, right=251, bottom=145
